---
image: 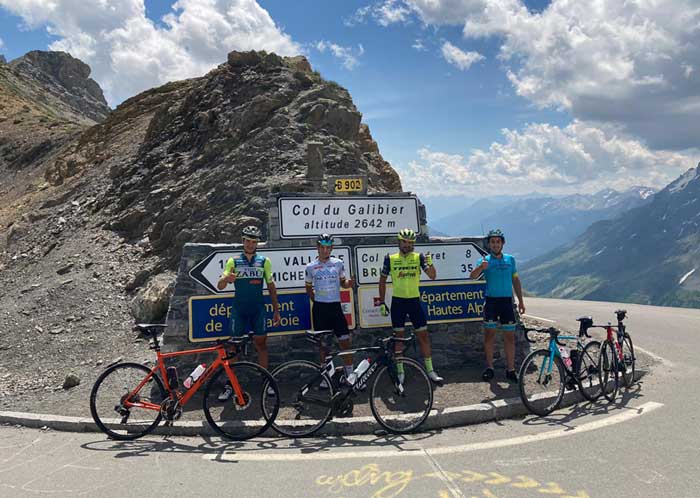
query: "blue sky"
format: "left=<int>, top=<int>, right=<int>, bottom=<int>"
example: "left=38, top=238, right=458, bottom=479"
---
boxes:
left=1, top=0, right=698, bottom=205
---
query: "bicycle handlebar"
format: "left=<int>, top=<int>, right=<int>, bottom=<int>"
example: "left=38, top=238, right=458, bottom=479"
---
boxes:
left=523, top=326, right=566, bottom=346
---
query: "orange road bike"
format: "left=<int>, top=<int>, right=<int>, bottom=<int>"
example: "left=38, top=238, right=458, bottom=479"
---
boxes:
left=90, top=324, right=279, bottom=440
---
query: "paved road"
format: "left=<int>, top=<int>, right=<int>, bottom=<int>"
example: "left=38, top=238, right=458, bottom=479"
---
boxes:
left=2, top=297, right=698, bottom=498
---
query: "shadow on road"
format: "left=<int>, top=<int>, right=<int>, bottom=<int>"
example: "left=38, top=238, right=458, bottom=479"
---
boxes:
left=520, top=370, right=648, bottom=430
left=79, top=429, right=441, bottom=460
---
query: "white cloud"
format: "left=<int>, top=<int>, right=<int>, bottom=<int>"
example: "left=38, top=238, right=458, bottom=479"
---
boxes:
left=315, top=40, right=364, bottom=70
left=0, top=0, right=302, bottom=106
left=412, top=39, right=426, bottom=51
left=355, top=1, right=700, bottom=151
left=350, top=0, right=486, bottom=26
left=441, top=41, right=483, bottom=70
left=461, top=0, right=700, bottom=150
left=400, top=120, right=696, bottom=197
left=347, top=0, right=413, bottom=27
left=404, top=0, right=486, bottom=25
left=0, top=37, right=4, bottom=50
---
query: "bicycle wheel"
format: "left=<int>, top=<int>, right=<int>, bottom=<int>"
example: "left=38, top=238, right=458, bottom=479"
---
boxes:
left=621, top=333, right=636, bottom=388
left=266, top=360, right=334, bottom=437
left=90, top=362, right=165, bottom=440
left=518, top=349, right=565, bottom=416
left=369, top=357, right=433, bottom=433
left=576, top=341, right=602, bottom=402
left=202, top=361, right=279, bottom=440
left=598, top=340, right=619, bottom=402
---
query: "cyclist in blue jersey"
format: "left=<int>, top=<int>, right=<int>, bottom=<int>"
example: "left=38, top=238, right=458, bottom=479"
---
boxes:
left=216, top=225, right=281, bottom=400
left=469, top=228, right=525, bottom=383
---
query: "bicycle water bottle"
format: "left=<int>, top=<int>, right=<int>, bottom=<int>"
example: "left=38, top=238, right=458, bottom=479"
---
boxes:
left=183, top=363, right=206, bottom=388
left=558, top=347, right=572, bottom=369
left=347, top=358, right=371, bottom=385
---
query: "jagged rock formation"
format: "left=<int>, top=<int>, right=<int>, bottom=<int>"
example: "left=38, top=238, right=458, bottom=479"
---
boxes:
left=68, top=50, right=401, bottom=265
left=0, top=51, right=109, bottom=180
left=522, top=165, right=700, bottom=308
left=0, top=50, right=402, bottom=410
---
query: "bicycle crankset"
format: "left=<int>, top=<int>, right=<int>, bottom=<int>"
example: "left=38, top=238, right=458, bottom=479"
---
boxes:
left=160, top=399, right=183, bottom=421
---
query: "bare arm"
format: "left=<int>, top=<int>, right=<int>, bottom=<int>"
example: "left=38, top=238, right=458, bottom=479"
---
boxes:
left=424, top=265, right=436, bottom=280
left=513, top=275, right=525, bottom=314
left=268, top=281, right=282, bottom=325
left=305, top=282, right=315, bottom=301
left=379, top=275, right=387, bottom=302
left=470, top=259, right=488, bottom=279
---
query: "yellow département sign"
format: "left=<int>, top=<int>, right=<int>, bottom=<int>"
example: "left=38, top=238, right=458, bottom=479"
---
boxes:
left=334, top=178, right=363, bottom=192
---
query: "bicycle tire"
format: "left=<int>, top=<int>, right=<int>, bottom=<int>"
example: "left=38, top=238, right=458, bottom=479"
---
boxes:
left=266, top=360, right=334, bottom=437
left=369, top=357, right=433, bottom=434
left=90, top=362, right=165, bottom=440
left=576, top=340, right=602, bottom=402
left=598, top=340, right=619, bottom=402
left=621, top=333, right=636, bottom=388
left=518, top=349, right=565, bottom=416
left=202, top=361, right=279, bottom=440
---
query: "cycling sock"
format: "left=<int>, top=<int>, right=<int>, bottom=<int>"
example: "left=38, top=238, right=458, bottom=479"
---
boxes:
left=396, top=362, right=405, bottom=376
left=424, top=357, right=434, bottom=373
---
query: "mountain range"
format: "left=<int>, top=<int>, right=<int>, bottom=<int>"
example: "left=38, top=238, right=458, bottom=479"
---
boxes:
left=430, top=187, right=656, bottom=261
left=521, top=165, right=700, bottom=308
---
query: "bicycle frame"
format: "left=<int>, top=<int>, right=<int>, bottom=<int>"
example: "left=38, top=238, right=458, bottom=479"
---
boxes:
left=540, top=333, right=578, bottom=377
left=301, top=341, right=404, bottom=411
left=122, top=344, right=247, bottom=412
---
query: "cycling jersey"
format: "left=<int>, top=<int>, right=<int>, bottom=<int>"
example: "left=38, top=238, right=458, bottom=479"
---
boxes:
left=223, top=253, right=273, bottom=306
left=305, top=256, right=346, bottom=303
left=381, top=252, right=427, bottom=299
left=477, top=253, right=517, bottom=297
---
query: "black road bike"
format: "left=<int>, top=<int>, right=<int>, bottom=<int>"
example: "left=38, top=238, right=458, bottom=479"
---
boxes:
left=265, top=330, right=434, bottom=437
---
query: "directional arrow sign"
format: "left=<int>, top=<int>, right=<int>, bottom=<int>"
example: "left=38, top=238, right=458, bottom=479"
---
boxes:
left=189, top=246, right=353, bottom=294
left=354, top=242, right=487, bottom=285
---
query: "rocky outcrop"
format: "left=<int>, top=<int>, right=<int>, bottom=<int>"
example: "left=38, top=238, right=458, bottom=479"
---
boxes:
left=0, top=49, right=404, bottom=406
left=80, top=50, right=403, bottom=266
left=0, top=51, right=109, bottom=178
left=9, top=51, right=110, bottom=123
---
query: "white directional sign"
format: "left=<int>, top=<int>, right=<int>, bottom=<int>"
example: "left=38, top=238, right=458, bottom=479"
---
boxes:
left=189, top=246, right=352, bottom=294
left=354, top=242, right=487, bottom=285
left=278, top=196, right=420, bottom=238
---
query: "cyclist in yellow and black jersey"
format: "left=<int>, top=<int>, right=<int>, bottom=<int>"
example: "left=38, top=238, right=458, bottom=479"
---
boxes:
left=378, top=228, right=443, bottom=384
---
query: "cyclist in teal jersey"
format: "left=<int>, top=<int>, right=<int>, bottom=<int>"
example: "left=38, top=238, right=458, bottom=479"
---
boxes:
left=216, top=225, right=280, bottom=400
left=470, top=228, right=525, bottom=383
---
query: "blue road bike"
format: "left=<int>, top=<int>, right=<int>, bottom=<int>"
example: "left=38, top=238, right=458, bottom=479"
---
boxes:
left=518, top=324, right=602, bottom=416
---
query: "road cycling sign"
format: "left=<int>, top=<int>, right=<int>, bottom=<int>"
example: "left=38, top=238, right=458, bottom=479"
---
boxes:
left=189, top=246, right=352, bottom=294
left=278, top=196, right=420, bottom=238
left=354, top=242, right=487, bottom=285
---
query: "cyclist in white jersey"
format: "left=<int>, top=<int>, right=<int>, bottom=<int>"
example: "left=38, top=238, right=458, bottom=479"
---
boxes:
left=305, top=234, right=355, bottom=382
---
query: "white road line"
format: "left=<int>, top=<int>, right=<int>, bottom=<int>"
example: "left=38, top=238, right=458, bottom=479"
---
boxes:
left=202, top=401, right=663, bottom=462
left=634, top=345, right=675, bottom=367
left=522, top=314, right=556, bottom=323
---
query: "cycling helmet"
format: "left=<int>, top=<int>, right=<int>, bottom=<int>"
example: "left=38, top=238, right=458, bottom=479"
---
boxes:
left=397, top=228, right=417, bottom=241
left=317, top=233, right=334, bottom=246
left=241, top=225, right=262, bottom=241
left=486, top=228, right=505, bottom=243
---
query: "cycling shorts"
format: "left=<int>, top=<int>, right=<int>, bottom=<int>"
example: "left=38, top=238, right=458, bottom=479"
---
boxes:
left=231, top=305, right=266, bottom=337
left=312, top=301, right=349, bottom=339
left=391, top=297, right=427, bottom=330
left=483, top=297, right=516, bottom=331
